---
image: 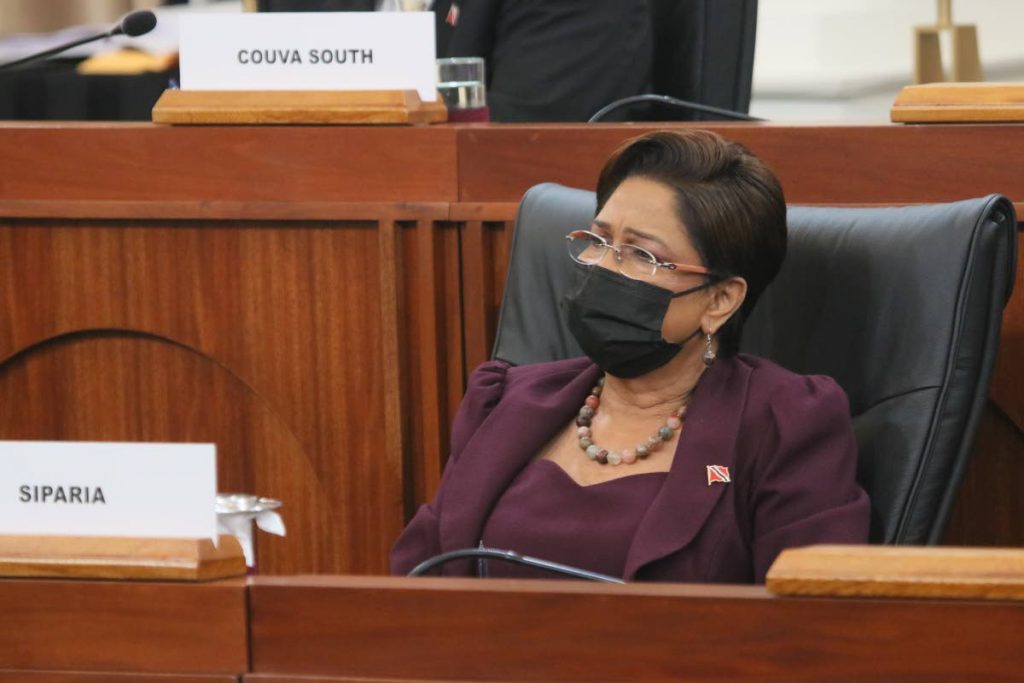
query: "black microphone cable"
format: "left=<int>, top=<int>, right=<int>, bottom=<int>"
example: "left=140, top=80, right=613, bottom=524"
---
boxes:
left=408, top=546, right=626, bottom=584
left=589, top=94, right=764, bottom=123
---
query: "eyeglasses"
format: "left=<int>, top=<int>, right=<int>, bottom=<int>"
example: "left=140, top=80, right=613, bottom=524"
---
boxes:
left=565, top=230, right=719, bottom=281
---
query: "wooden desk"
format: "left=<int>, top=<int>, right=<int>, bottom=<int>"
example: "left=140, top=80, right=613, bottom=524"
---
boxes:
left=0, top=122, right=1021, bottom=574
left=0, top=577, right=247, bottom=681
left=246, top=574, right=1024, bottom=682
left=4, top=573, right=1020, bottom=681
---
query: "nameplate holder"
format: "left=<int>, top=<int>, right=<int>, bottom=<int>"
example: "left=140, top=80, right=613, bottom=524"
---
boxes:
left=0, top=441, right=241, bottom=580
left=155, top=12, right=445, bottom=125
left=892, top=82, right=1024, bottom=123
left=152, top=89, right=447, bottom=125
left=767, top=544, right=1024, bottom=601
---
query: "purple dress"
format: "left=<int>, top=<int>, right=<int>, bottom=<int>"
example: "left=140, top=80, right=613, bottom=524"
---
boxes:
left=391, top=354, right=871, bottom=583
left=480, top=460, right=668, bottom=579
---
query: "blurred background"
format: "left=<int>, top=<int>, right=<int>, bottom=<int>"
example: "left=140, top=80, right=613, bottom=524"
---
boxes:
left=1, top=0, right=1021, bottom=122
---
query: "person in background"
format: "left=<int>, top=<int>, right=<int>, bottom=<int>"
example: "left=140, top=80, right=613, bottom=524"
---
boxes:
left=442, top=0, right=652, bottom=122
left=391, top=129, right=870, bottom=583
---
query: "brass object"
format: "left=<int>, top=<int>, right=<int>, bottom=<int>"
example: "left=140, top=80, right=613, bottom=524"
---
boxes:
left=914, top=0, right=983, bottom=84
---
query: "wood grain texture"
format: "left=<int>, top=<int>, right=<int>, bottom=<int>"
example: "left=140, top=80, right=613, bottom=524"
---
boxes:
left=152, top=90, right=448, bottom=125
left=248, top=575, right=1024, bottom=682
left=246, top=677, right=457, bottom=683
left=990, top=231, right=1024, bottom=430
left=0, top=672, right=237, bottom=682
left=944, top=404, right=1024, bottom=546
left=0, top=219, right=405, bottom=574
left=767, top=544, right=1024, bottom=599
left=0, top=535, right=245, bottom=581
left=0, top=578, right=246, bottom=674
left=245, top=678, right=440, bottom=683
left=0, top=123, right=458, bottom=203
left=458, top=213, right=516, bottom=376
left=892, top=82, right=1024, bottom=122
left=456, top=124, right=1024, bottom=205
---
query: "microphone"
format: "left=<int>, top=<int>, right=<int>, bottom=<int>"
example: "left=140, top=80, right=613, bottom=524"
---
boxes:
left=112, top=10, right=158, bottom=38
left=0, top=10, right=158, bottom=72
left=589, top=94, right=764, bottom=123
left=407, top=546, right=626, bottom=584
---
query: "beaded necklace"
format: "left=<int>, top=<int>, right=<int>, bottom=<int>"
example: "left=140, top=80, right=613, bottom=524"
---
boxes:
left=575, top=377, right=688, bottom=466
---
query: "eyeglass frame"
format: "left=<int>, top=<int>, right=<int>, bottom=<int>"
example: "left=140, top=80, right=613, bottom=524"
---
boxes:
left=565, top=229, right=726, bottom=281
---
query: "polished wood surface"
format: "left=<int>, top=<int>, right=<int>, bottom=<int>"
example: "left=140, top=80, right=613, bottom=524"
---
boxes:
left=248, top=574, right=1024, bottom=682
left=0, top=122, right=1021, bottom=575
left=0, top=673, right=237, bottom=682
left=767, top=544, right=1024, bottom=600
left=152, top=90, right=449, bottom=125
left=456, top=124, right=1024, bottom=208
left=0, top=534, right=245, bottom=580
left=0, top=218, right=411, bottom=574
left=0, top=123, right=458, bottom=203
left=892, top=82, right=1024, bottom=122
left=0, top=578, right=247, bottom=675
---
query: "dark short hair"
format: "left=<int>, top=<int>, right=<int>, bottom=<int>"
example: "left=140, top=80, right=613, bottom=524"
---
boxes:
left=595, top=130, right=787, bottom=355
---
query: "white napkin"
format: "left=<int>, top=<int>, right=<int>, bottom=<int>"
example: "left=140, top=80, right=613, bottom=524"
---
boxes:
left=216, top=510, right=286, bottom=567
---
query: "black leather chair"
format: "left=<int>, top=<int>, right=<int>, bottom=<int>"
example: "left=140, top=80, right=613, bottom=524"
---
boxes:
left=492, top=183, right=1017, bottom=544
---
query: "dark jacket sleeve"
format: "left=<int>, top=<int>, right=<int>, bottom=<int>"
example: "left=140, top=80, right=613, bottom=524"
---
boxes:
left=390, top=359, right=509, bottom=575
left=749, top=374, right=870, bottom=582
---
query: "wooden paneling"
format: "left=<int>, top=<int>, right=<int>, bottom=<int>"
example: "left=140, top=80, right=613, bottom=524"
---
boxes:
left=0, top=673, right=237, bottom=682
left=0, top=217, right=416, bottom=574
left=456, top=124, right=1024, bottom=205
left=0, top=578, right=246, bottom=675
left=0, top=123, right=458, bottom=203
left=456, top=209, right=517, bottom=374
left=248, top=575, right=1024, bottom=682
left=397, top=219, right=464, bottom=514
left=992, top=231, right=1024, bottom=430
left=945, top=403, right=1024, bottom=546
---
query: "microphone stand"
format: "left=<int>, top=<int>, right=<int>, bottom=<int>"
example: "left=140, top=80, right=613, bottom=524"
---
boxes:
left=0, top=11, right=157, bottom=72
left=408, top=546, right=626, bottom=584
left=0, top=32, right=118, bottom=72
left=589, top=93, right=765, bottom=123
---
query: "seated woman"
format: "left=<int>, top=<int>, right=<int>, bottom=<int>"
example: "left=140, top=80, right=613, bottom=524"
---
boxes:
left=391, top=130, right=870, bottom=583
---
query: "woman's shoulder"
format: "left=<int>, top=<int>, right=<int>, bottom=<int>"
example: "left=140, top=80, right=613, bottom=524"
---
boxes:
left=731, top=353, right=850, bottom=417
left=453, top=356, right=597, bottom=457
left=467, top=356, right=595, bottom=392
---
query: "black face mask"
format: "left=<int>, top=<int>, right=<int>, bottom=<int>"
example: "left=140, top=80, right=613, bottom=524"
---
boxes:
left=562, top=263, right=712, bottom=378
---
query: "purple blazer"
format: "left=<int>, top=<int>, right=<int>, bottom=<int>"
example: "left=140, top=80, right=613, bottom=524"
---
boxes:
left=391, top=354, right=870, bottom=583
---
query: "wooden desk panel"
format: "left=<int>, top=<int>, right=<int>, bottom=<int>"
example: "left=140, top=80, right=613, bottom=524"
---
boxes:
left=0, top=123, right=458, bottom=204
left=248, top=575, right=1024, bottom=682
left=457, top=123, right=1024, bottom=207
left=0, top=578, right=247, bottom=676
left=0, top=213, right=456, bottom=575
left=0, top=673, right=237, bottom=682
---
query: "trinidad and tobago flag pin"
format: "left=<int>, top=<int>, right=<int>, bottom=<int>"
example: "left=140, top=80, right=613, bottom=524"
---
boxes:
left=446, top=2, right=460, bottom=26
left=706, top=465, right=731, bottom=486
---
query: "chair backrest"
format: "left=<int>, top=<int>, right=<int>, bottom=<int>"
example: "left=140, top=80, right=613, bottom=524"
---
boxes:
left=649, top=0, right=759, bottom=117
left=492, top=183, right=1017, bottom=544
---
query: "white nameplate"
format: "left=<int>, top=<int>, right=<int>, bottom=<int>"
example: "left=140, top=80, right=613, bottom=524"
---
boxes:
left=179, top=12, right=437, bottom=101
left=0, top=441, right=217, bottom=541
